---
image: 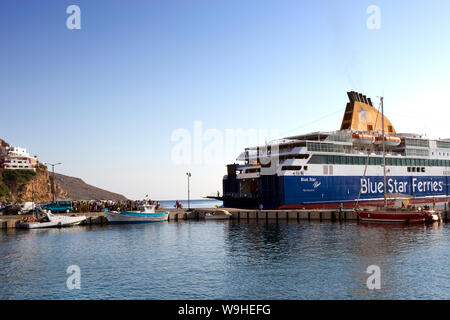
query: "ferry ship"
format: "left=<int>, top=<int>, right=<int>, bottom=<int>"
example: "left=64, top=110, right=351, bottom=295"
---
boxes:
left=222, top=91, right=450, bottom=209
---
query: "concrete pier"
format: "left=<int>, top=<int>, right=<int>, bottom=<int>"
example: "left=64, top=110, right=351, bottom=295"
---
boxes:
left=1, top=208, right=447, bottom=229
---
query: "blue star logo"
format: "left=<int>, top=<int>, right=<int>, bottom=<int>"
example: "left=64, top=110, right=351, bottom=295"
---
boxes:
left=358, top=105, right=367, bottom=121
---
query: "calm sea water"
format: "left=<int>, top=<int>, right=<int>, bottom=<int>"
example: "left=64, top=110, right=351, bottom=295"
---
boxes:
left=1, top=217, right=450, bottom=299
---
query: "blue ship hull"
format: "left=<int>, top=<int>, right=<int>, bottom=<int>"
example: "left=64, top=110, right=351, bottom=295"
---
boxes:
left=223, top=175, right=450, bottom=209
left=283, top=175, right=448, bottom=205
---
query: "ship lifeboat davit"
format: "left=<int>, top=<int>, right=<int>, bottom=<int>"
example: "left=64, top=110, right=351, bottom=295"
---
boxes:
left=352, top=133, right=375, bottom=145
left=375, top=135, right=401, bottom=147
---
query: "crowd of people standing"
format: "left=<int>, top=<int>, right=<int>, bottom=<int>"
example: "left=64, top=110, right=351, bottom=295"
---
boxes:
left=72, top=199, right=161, bottom=213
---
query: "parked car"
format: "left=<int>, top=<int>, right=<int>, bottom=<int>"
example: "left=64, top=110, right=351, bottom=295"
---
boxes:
left=0, top=204, right=21, bottom=215
left=42, top=200, right=73, bottom=213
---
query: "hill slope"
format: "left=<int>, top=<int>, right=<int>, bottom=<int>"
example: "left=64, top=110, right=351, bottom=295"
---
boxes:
left=0, top=165, right=69, bottom=203
left=54, top=173, right=128, bottom=201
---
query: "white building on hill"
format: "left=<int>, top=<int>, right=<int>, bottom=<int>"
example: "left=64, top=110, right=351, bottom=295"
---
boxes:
left=0, top=146, right=38, bottom=171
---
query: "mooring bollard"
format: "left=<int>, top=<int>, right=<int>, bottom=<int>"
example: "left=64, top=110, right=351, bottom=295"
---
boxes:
left=445, top=203, right=448, bottom=223
left=331, top=212, right=336, bottom=222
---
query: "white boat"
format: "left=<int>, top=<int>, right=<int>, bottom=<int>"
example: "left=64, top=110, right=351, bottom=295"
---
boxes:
left=18, top=211, right=87, bottom=229
left=205, top=209, right=232, bottom=220
left=105, top=204, right=169, bottom=224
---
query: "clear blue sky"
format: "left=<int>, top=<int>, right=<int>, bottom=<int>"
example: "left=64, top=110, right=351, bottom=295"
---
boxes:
left=2, top=0, right=450, bottom=200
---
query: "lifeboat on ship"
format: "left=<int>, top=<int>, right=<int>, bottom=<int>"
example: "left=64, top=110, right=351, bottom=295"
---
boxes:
left=352, top=132, right=375, bottom=145
left=374, top=135, right=401, bottom=147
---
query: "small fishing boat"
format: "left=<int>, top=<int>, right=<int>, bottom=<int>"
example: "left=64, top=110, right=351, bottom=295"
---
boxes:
left=105, top=204, right=169, bottom=224
left=18, top=211, right=87, bottom=229
left=205, top=209, right=232, bottom=220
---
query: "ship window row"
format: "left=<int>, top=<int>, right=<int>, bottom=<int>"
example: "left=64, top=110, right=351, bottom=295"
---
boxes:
left=326, top=133, right=352, bottom=143
left=405, top=149, right=429, bottom=157
left=437, top=141, right=450, bottom=149
left=405, top=139, right=429, bottom=148
left=318, top=155, right=450, bottom=167
left=281, top=166, right=308, bottom=171
left=408, top=167, right=426, bottom=173
left=278, top=154, right=309, bottom=161
left=307, top=142, right=344, bottom=153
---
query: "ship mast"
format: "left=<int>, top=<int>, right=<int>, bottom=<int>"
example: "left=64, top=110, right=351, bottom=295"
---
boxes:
left=381, top=97, right=387, bottom=207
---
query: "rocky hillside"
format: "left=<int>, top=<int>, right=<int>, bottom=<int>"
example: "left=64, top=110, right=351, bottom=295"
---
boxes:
left=53, top=173, right=127, bottom=201
left=0, top=164, right=69, bottom=203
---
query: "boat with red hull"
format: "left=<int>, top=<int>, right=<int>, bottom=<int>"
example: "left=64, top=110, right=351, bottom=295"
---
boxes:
left=356, top=208, right=440, bottom=223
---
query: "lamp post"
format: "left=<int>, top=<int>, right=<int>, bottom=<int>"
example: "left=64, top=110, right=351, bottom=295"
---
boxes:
left=45, top=162, right=62, bottom=202
left=186, top=172, right=191, bottom=210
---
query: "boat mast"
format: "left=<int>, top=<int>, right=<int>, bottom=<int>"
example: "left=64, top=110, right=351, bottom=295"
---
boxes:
left=381, top=97, right=387, bottom=207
